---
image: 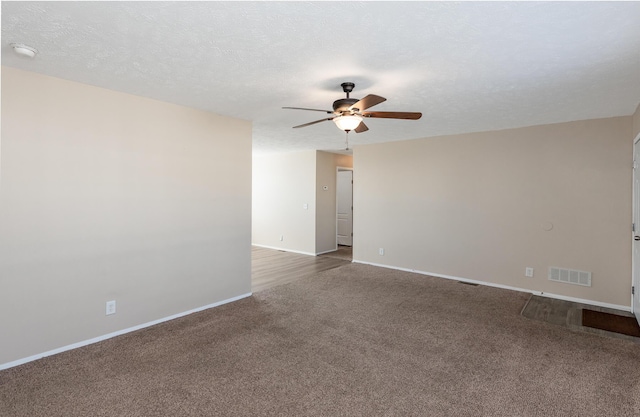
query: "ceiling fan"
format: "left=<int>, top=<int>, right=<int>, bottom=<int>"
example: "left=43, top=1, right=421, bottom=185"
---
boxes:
left=283, top=82, right=422, bottom=133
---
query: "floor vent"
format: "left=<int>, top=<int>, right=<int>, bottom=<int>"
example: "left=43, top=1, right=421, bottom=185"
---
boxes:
left=548, top=267, right=591, bottom=287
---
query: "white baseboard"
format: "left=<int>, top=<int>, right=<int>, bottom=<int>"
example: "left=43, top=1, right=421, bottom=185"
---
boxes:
left=252, top=244, right=316, bottom=256
left=0, top=292, right=252, bottom=371
left=353, top=260, right=631, bottom=313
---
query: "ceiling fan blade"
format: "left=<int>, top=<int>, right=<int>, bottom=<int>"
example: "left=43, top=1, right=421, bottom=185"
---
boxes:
left=362, top=111, right=422, bottom=120
left=349, top=94, right=386, bottom=112
left=354, top=121, right=369, bottom=133
left=292, top=117, right=334, bottom=129
left=283, top=107, right=333, bottom=114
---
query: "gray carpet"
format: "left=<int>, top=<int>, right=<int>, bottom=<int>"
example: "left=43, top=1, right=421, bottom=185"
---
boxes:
left=2, top=263, right=640, bottom=416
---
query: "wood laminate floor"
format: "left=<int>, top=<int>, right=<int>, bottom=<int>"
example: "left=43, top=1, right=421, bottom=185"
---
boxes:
left=318, top=245, right=352, bottom=261
left=252, top=246, right=351, bottom=292
left=521, top=295, right=640, bottom=343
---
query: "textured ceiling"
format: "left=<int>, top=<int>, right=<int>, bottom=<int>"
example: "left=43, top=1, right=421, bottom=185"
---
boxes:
left=2, top=1, right=640, bottom=155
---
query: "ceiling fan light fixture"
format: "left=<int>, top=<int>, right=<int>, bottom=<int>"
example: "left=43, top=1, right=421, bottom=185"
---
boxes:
left=284, top=82, right=420, bottom=134
left=334, top=114, right=363, bottom=131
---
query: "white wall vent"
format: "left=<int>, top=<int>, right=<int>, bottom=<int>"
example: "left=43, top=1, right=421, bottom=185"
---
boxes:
left=548, top=267, right=591, bottom=287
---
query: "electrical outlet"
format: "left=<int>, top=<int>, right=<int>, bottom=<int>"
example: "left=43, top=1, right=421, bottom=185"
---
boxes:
left=106, top=300, right=116, bottom=316
left=379, top=248, right=384, bottom=256
left=525, top=267, right=534, bottom=278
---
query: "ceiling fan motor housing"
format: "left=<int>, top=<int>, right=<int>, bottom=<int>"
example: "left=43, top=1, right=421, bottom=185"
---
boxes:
left=333, top=98, right=359, bottom=113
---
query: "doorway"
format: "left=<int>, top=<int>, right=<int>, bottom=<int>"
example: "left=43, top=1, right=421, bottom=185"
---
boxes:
left=337, top=168, right=353, bottom=247
left=633, top=134, right=640, bottom=325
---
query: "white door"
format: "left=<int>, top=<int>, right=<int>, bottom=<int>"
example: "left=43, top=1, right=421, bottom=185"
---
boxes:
left=337, top=170, right=353, bottom=246
left=633, top=138, right=640, bottom=324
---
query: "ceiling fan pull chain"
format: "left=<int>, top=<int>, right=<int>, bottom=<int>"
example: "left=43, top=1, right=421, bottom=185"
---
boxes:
left=345, top=131, right=350, bottom=150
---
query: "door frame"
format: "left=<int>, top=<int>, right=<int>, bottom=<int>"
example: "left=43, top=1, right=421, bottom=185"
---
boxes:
left=336, top=167, right=354, bottom=248
left=632, top=133, right=640, bottom=320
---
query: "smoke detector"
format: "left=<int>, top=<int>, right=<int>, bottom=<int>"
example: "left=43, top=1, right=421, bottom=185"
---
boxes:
left=10, top=43, right=38, bottom=58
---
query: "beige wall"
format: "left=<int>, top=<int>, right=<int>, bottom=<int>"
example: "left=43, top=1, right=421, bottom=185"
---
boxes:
left=0, top=67, right=252, bottom=366
left=316, top=152, right=353, bottom=254
left=252, top=150, right=317, bottom=254
left=354, top=117, right=632, bottom=307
